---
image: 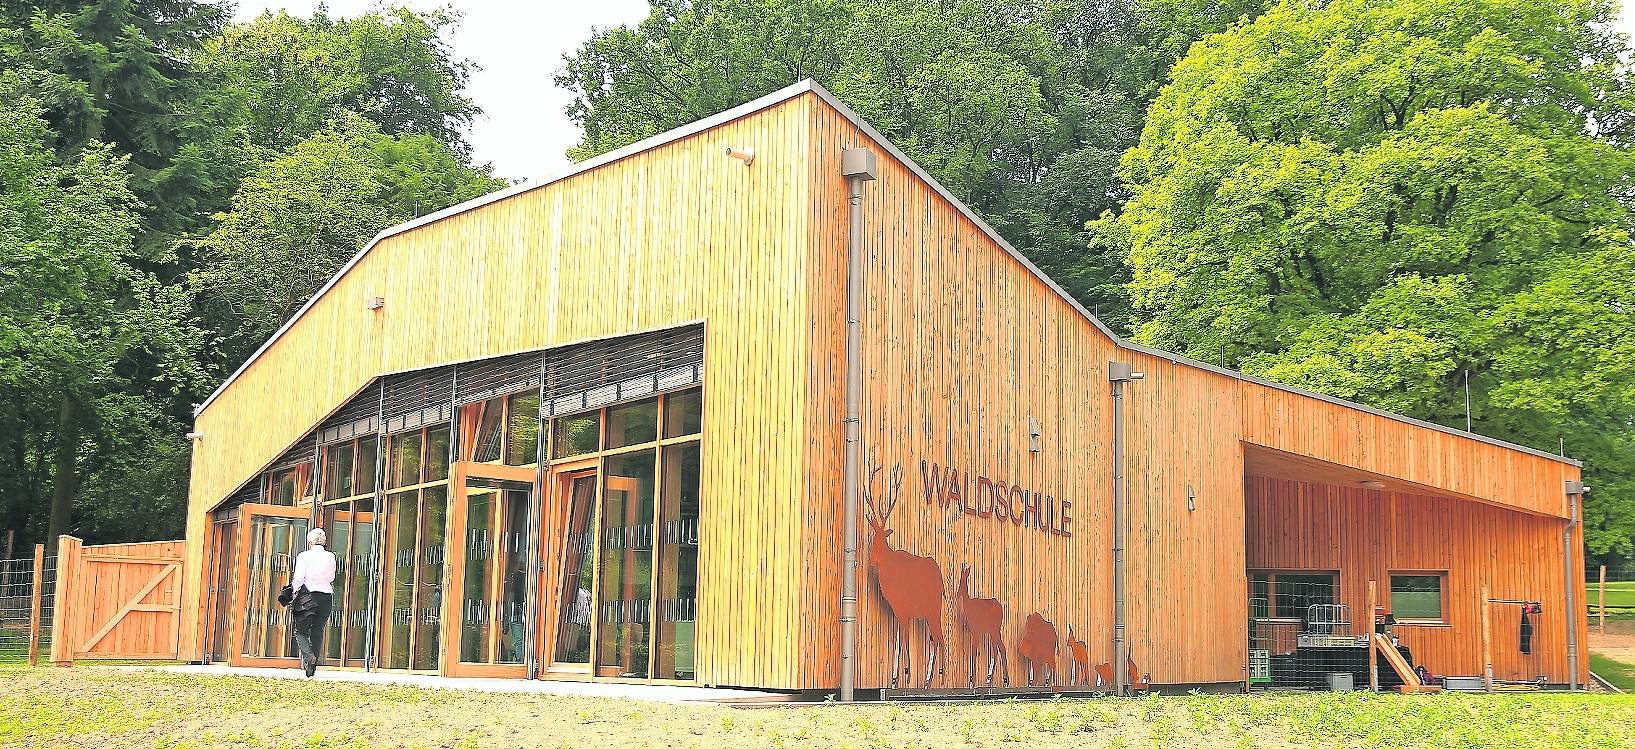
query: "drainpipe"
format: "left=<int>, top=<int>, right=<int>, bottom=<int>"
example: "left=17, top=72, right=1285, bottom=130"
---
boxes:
left=1109, top=361, right=1143, bottom=696
left=1565, top=479, right=1586, bottom=691
left=839, top=147, right=877, bottom=702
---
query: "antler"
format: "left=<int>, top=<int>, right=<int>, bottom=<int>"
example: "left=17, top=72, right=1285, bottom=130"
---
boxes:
left=879, top=464, right=905, bottom=520
left=862, top=464, right=883, bottom=522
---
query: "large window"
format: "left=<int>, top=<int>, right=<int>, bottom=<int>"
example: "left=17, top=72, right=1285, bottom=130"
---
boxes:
left=548, top=386, right=702, bottom=681
left=1390, top=572, right=1446, bottom=622
left=380, top=423, right=452, bottom=671
left=1250, top=571, right=1338, bottom=621
left=318, top=434, right=381, bottom=666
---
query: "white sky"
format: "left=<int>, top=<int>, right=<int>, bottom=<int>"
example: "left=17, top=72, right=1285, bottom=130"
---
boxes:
left=232, top=1, right=1635, bottom=183
left=231, top=1, right=651, bottom=181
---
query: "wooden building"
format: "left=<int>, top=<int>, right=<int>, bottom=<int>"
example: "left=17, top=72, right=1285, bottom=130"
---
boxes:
left=179, top=80, right=1589, bottom=694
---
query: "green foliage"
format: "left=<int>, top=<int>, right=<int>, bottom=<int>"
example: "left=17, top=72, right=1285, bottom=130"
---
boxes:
left=189, top=113, right=502, bottom=368
left=1095, top=0, right=1635, bottom=556
left=0, top=3, right=497, bottom=549
left=197, top=7, right=479, bottom=154
left=557, top=0, right=1255, bottom=329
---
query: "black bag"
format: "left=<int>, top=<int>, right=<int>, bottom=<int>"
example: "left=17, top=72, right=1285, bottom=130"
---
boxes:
left=277, top=583, right=295, bottom=607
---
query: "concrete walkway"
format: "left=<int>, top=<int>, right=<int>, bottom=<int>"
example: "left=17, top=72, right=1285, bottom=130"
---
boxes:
left=97, top=664, right=784, bottom=704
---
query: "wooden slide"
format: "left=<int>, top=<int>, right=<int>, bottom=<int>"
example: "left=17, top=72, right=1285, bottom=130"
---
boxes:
left=1373, top=633, right=1442, bottom=693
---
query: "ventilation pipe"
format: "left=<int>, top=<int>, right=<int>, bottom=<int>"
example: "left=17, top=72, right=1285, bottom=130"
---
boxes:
left=839, top=147, right=877, bottom=702
left=1109, top=361, right=1144, bottom=696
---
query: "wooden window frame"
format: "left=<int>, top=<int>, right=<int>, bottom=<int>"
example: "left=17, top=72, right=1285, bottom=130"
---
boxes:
left=1388, top=570, right=1449, bottom=625
left=539, top=386, right=702, bottom=684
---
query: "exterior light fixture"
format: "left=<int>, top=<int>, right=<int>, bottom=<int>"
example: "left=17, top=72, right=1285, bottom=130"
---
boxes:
left=1359, top=480, right=1386, bottom=490
left=1028, top=417, right=1042, bottom=453
left=725, top=146, right=755, bottom=165
left=1186, top=484, right=1196, bottom=512
left=185, top=431, right=204, bottom=441
left=366, top=295, right=385, bottom=310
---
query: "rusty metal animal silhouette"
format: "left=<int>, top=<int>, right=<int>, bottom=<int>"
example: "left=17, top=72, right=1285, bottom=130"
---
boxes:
left=865, top=465, right=947, bottom=688
left=1017, top=612, right=1058, bottom=686
left=955, top=565, right=1008, bottom=688
left=1065, top=628, right=1090, bottom=687
left=1093, top=658, right=1151, bottom=693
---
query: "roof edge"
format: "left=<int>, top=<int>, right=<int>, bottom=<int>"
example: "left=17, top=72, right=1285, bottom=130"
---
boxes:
left=801, top=81, right=1580, bottom=469
left=194, top=80, right=821, bottom=416
left=196, top=78, right=1580, bottom=470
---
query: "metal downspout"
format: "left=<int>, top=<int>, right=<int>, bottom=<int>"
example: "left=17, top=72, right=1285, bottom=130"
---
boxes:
left=1565, top=480, right=1584, bottom=691
left=839, top=148, right=877, bottom=702
left=1109, top=361, right=1143, bottom=697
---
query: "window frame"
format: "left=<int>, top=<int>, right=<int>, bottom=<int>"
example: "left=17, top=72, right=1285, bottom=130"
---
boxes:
left=1388, top=570, right=1449, bottom=625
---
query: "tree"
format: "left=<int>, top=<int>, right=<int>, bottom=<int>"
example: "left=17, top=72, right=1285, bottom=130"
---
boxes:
left=1094, top=0, right=1635, bottom=557
left=196, top=7, right=480, bottom=155
left=0, top=80, right=204, bottom=551
left=558, top=0, right=1254, bottom=330
left=190, top=113, right=504, bottom=369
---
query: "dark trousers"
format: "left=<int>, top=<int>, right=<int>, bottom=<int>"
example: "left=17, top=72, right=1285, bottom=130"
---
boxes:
left=292, top=591, right=333, bottom=672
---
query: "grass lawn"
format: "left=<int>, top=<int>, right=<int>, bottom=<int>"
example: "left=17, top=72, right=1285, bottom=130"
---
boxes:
left=1590, top=653, right=1635, bottom=692
left=3, top=666, right=1635, bottom=749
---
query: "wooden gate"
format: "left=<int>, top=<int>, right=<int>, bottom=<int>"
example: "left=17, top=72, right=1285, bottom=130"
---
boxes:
left=50, top=536, right=185, bottom=663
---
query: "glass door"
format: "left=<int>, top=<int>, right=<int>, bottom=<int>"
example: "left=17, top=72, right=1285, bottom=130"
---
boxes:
left=229, top=504, right=311, bottom=668
left=445, top=475, right=532, bottom=677
left=205, top=518, right=238, bottom=662
left=378, top=484, right=448, bottom=671
left=542, top=465, right=598, bottom=674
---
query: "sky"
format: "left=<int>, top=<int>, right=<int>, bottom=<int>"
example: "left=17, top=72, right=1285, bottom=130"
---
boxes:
left=232, top=1, right=651, bottom=182
left=235, top=1, right=1635, bottom=183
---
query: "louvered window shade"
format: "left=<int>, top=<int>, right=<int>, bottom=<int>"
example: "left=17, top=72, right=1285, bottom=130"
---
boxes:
left=544, top=324, right=704, bottom=416
left=318, top=383, right=381, bottom=444
left=455, top=351, right=543, bottom=405
left=382, top=366, right=454, bottom=434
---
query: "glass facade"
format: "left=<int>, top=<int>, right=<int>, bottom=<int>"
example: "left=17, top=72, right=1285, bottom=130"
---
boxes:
left=218, top=371, right=703, bottom=683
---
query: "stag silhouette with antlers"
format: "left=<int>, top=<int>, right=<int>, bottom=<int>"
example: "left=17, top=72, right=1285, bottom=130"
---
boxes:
left=865, top=464, right=947, bottom=689
left=955, top=565, right=1009, bottom=688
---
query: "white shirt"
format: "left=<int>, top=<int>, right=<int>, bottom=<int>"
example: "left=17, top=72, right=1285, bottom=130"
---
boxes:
left=290, top=545, right=337, bottom=595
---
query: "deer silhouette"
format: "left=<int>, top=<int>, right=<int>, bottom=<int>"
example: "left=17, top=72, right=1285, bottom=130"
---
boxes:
left=1065, top=628, right=1090, bottom=687
left=1017, top=612, right=1058, bottom=686
left=955, top=565, right=1008, bottom=688
left=1093, top=658, right=1152, bottom=693
left=865, top=465, right=946, bottom=688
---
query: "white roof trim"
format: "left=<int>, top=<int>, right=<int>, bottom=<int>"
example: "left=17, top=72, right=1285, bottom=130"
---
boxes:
left=195, top=79, right=1579, bottom=468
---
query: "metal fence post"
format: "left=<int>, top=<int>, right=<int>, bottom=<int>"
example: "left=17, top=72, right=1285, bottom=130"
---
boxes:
left=28, top=544, right=44, bottom=666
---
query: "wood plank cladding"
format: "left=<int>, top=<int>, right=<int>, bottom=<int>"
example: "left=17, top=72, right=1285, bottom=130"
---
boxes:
left=186, top=82, right=1585, bottom=692
left=1245, top=476, right=1588, bottom=684
left=184, top=95, right=819, bottom=687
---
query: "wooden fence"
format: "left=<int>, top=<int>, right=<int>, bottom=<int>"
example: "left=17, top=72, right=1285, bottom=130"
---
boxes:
left=49, top=536, right=186, bottom=664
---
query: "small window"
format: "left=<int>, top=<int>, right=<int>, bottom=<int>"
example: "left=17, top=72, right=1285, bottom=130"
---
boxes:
left=553, top=412, right=600, bottom=459
left=1391, top=573, right=1445, bottom=621
left=355, top=435, right=379, bottom=494
left=505, top=391, right=540, bottom=465
left=663, top=388, right=702, bottom=438
left=389, top=432, right=423, bottom=488
left=605, top=398, right=658, bottom=449
left=324, top=442, right=355, bottom=500
left=426, top=425, right=451, bottom=481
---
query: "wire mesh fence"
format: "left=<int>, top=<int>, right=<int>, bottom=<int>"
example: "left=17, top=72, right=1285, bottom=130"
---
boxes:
left=0, top=551, right=53, bottom=664
left=1588, top=568, right=1632, bottom=624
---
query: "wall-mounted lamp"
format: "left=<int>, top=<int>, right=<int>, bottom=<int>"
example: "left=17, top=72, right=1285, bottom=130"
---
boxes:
left=1186, top=484, right=1196, bottom=512
left=1028, top=417, right=1042, bottom=453
left=185, top=431, right=204, bottom=442
left=725, top=146, right=755, bottom=165
left=1359, top=480, right=1386, bottom=490
left=365, top=295, right=385, bottom=311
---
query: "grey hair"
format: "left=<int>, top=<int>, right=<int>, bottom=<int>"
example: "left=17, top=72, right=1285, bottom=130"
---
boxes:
left=308, top=527, right=327, bottom=546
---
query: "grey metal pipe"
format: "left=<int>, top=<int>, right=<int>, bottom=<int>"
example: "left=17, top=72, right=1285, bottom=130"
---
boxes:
left=1564, top=484, right=1581, bottom=691
left=1108, top=361, right=1142, bottom=696
left=838, top=148, right=876, bottom=701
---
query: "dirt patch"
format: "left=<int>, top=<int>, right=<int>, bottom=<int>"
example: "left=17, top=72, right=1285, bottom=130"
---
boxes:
left=1587, top=625, right=1635, bottom=665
